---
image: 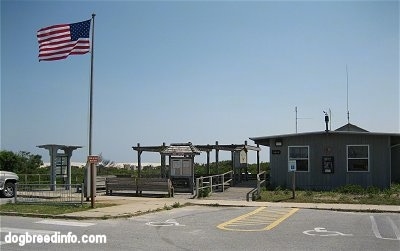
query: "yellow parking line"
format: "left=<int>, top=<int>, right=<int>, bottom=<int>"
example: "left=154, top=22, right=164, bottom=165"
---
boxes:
left=217, top=207, right=298, bottom=232
left=217, top=207, right=266, bottom=231
left=265, top=208, right=298, bottom=230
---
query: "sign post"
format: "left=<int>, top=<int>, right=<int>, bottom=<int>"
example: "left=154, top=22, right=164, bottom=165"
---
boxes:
left=288, top=160, right=297, bottom=199
left=87, top=155, right=99, bottom=208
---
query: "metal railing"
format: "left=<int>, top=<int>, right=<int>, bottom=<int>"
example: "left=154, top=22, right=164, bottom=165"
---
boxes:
left=246, top=171, right=268, bottom=201
left=18, top=174, right=82, bottom=184
left=195, top=171, right=233, bottom=198
left=15, top=183, right=84, bottom=206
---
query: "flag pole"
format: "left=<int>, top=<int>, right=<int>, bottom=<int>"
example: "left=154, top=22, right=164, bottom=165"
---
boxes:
left=89, top=13, right=96, bottom=208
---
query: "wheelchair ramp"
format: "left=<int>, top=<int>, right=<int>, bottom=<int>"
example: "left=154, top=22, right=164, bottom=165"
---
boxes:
left=207, top=180, right=257, bottom=201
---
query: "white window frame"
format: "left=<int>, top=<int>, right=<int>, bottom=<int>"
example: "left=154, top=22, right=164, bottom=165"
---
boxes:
left=346, top=145, right=369, bottom=172
left=288, top=145, right=309, bottom=172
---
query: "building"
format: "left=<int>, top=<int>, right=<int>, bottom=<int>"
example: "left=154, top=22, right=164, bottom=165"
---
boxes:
left=250, top=123, right=400, bottom=190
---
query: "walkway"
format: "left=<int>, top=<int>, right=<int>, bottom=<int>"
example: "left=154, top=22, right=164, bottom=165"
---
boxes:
left=207, top=180, right=258, bottom=201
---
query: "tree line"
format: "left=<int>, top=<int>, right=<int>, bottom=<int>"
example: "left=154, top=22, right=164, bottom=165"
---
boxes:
left=0, top=150, right=43, bottom=173
left=0, top=150, right=269, bottom=176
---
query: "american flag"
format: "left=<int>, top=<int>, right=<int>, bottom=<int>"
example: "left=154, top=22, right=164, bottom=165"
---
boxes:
left=37, top=19, right=91, bottom=61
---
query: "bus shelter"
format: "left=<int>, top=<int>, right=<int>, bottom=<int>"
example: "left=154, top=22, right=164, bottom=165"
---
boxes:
left=161, top=143, right=201, bottom=193
left=37, top=144, right=82, bottom=191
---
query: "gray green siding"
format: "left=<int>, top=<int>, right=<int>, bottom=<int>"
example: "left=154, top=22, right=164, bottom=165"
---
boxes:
left=269, top=133, right=393, bottom=190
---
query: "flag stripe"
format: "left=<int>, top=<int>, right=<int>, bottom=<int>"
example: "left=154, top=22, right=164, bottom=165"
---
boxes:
left=37, top=20, right=91, bottom=61
left=37, top=24, right=69, bottom=34
left=39, top=38, right=90, bottom=50
left=38, top=32, right=71, bottom=43
left=37, top=28, right=70, bottom=40
left=39, top=44, right=90, bottom=57
left=39, top=50, right=90, bottom=61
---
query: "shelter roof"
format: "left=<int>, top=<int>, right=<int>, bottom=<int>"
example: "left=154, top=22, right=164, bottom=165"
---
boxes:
left=37, top=144, right=82, bottom=151
left=161, top=143, right=201, bottom=156
left=132, top=145, right=166, bottom=153
left=195, top=144, right=260, bottom=152
left=132, top=143, right=261, bottom=153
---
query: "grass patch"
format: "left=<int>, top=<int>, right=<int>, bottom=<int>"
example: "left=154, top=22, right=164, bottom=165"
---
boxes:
left=163, top=202, right=184, bottom=210
left=259, top=184, right=400, bottom=205
left=0, top=203, right=116, bottom=215
left=198, top=187, right=211, bottom=198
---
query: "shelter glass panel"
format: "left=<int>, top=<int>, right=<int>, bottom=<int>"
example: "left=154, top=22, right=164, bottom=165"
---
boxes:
left=182, top=159, right=192, bottom=176
left=171, top=159, right=182, bottom=176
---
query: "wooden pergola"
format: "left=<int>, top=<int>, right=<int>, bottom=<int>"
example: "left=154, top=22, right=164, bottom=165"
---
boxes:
left=132, top=141, right=261, bottom=179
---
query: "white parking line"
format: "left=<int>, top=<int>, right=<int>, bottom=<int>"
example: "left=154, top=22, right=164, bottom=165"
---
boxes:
left=387, top=217, right=400, bottom=240
left=36, top=219, right=95, bottom=227
left=370, top=216, right=400, bottom=241
left=0, top=227, right=57, bottom=235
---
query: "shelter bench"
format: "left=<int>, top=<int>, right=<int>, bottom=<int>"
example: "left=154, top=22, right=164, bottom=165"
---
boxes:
left=105, top=177, right=136, bottom=195
left=136, top=178, right=174, bottom=197
left=78, top=175, right=115, bottom=193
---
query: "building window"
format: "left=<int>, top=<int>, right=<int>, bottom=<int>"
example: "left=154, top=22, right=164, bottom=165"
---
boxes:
left=288, top=146, right=309, bottom=172
left=347, top=145, right=369, bottom=172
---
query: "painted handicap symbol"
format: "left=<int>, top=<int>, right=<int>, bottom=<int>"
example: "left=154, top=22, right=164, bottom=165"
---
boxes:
left=303, top=227, right=353, bottom=237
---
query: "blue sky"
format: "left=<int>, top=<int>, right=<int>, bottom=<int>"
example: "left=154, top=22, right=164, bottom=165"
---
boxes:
left=1, top=0, right=399, bottom=164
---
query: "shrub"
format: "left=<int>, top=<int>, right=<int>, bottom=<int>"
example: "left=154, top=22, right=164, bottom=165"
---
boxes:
left=172, top=202, right=181, bottom=208
left=335, top=184, right=365, bottom=195
left=198, top=187, right=211, bottom=198
left=383, top=188, right=394, bottom=198
left=390, top=183, right=400, bottom=193
left=366, top=186, right=380, bottom=194
left=273, top=186, right=282, bottom=195
left=305, top=190, right=313, bottom=197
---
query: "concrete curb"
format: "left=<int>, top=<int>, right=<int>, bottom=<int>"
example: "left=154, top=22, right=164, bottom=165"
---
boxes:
left=1, top=198, right=399, bottom=220
left=0, top=209, right=163, bottom=220
left=188, top=201, right=400, bottom=213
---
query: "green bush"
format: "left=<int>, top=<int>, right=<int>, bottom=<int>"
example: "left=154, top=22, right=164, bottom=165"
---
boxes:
left=172, top=202, right=181, bottom=208
left=383, top=188, right=394, bottom=198
left=366, top=186, right=380, bottom=194
left=273, top=186, right=282, bottom=195
left=390, top=183, right=400, bottom=193
left=335, top=184, right=365, bottom=195
left=198, top=187, right=211, bottom=198
left=305, top=190, right=313, bottom=197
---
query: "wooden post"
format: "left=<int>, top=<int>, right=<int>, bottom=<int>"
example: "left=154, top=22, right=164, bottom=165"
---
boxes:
left=215, top=141, right=219, bottom=174
left=161, top=142, right=166, bottom=178
left=206, top=148, right=210, bottom=175
left=137, top=143, right=141, bottom=178
left=257, top=144, right=260, bottom=174
left=230, top=150, right=235, bottom=186
left=195, top=178, right=199, bottom=198
left=245, top=140, right=248, bottom=181
left=292, top=171, right=296, bottom=199
left=193, top=156, right=196, bottom=194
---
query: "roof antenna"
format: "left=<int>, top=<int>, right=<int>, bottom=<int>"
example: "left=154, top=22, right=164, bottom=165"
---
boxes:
left=346, top=65, right=350, bottom=124
left=295, top=106, right=311, bottom=133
